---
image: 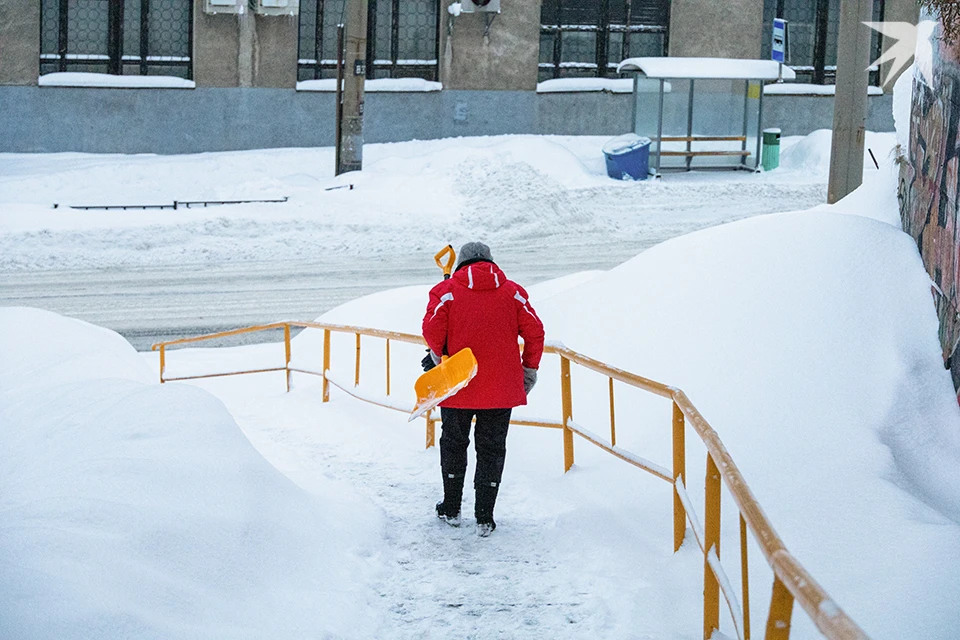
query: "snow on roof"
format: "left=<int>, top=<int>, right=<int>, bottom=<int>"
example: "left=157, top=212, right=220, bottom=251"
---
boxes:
left=297, top=78, right=442, bottom=92
left=38, top=72, right=195, bottom=89
left=617, top=57, right=797, bottom=81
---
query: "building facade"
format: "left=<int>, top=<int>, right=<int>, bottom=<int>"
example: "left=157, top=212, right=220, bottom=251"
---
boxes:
left=0, top=0, right=914, bottom=152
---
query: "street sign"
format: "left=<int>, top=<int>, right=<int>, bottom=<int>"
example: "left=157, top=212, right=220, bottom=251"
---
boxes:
left=772, top=19, right=787, bottom=63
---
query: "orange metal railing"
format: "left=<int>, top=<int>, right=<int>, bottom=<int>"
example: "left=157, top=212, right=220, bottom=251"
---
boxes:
left=152, top=322, right=869, bottom=640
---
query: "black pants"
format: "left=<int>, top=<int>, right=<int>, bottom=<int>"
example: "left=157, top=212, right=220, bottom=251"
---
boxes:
left=439, top=407, right=511, bottom=518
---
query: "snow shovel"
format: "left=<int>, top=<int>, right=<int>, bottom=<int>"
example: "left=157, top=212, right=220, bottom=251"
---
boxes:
left=409, top=244, right=478, bottom=421
left=408, top=348, right=478, bottom=421
left=434, top=244, right=456, bottom=279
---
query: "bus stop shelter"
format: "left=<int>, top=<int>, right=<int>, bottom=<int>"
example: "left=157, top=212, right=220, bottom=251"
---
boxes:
left=616, top=57, right=795, bottom=176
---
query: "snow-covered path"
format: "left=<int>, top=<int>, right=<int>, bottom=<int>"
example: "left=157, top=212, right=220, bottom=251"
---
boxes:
left=187, top=370, right=704, bottom=639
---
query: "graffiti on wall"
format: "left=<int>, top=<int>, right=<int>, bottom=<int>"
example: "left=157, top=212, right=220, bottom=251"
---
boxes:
left=899, top=25, right=960, bottom=399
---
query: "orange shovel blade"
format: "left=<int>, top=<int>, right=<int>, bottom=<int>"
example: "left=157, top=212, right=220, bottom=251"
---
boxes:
left=409, top=348, right=478, bottom=421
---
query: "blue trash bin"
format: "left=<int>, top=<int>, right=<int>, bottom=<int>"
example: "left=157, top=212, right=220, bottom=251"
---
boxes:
left=603, top=134, right=652, bottom=181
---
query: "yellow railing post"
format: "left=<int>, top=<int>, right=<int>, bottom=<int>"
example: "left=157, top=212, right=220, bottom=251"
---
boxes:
left=354, top=333, right=361, bottom=386
left=704, top=452, right=721, bottom=640
left=741, top=514, right=751, bottom=640
left=322, top=329, right=331, bottom=402
left=764, top=576, right=794, bottom=640
left=561, top=356, right=574, bottom=472
left=608, top=377, right=616, bottom=447
left=425, top=408, right=436, bottom=449
left=159, top=344, right=166, bottom=384
left=672, top=401, right=686, bottom=552
left=385, top=339, right=391, bottom=396
left=284, top=324, right=292, bottom=392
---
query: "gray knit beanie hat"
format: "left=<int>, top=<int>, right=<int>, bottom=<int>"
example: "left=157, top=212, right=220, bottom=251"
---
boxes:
left=455, top=241, right=494, bottom=270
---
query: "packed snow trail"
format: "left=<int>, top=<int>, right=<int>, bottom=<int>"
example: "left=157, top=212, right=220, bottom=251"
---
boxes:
left=188, top=371, right=705, bottom=639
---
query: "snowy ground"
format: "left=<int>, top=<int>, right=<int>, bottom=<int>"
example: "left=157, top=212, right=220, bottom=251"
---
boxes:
left=6, top=121, right=957, bottom=639
left=0, top=132, right=895, bottom=348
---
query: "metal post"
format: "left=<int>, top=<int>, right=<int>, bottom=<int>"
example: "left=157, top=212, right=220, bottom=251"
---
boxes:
left=672, top=401, right=686, bottom=552
left=741, top=514, right=751, bottom=640
left=322, top=329, right=331, bottom=402
left=755, top=81, right=764, bottom=171
left=284, top=324, right=292, bottom=392
left=107, top=0, right=124, bottom=75
left=354, top=332, right=361, bottom=386
left=57, top=0, right=68, bottom=72
left=561, top=356, right=574, bottom=472
left=686, top=79, right=695, bottom=170
left=812, top=0, right=830, bottom=85
left=608, top=377, right=616, bottom=447
left=335, top=24, right=345, bottom=174
left=631, top=73, right=639, bottom=133
left=764, top=576, right=795, bottom=639
left=827, top=0, right=873, bottom=203
left=656, top=78, right=665, bottom=177
left=139, top=0, right=150, bottom=76
left=703, top=453, right=721, bottom=639
left=337, top=0, right=369, bottom=175
left=159, top=344, right=166, bottom=383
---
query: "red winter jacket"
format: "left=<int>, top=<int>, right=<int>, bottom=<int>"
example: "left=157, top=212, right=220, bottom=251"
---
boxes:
left=422, top=261, right=545, bottom=409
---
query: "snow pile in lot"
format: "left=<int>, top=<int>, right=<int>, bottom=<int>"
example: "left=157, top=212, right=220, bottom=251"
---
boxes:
left=0, top=308, right=383, bottom=640
left=0, top=135, right=834, bottom=271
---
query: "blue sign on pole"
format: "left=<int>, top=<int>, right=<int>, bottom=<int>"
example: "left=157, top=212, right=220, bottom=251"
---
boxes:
left=772, top=18, right=787, bottom=63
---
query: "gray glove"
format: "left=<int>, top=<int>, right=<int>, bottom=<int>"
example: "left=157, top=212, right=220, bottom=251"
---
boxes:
left=523, top=367, right=538, bottom=395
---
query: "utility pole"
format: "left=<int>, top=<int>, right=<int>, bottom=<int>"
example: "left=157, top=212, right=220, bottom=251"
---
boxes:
left=827, top=0, right=873, bottom=204
left=336, top=0, right=368, bottom=175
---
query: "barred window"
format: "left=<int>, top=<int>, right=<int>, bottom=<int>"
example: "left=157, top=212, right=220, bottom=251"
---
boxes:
left=298, top=0, right=439, bottom=81
left=760, top=0, right=884, bottom=85
left=40, top=0, right=192, bottom=79
left=539, top=0, right=668, bottom=82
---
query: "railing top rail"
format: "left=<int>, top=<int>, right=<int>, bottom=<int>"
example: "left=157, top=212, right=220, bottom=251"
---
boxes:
left=151, top=320, right=868, bottom=639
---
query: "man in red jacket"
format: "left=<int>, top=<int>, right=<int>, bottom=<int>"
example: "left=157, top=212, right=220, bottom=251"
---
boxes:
left=421, top=242, right=545, bottom=536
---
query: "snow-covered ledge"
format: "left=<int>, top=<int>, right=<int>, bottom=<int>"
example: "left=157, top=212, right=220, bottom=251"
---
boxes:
left=39, top=72, right=195, bottom=89
left=764, top=83, right=884, bottom=96
left=297, top=78, right=442, bottom=92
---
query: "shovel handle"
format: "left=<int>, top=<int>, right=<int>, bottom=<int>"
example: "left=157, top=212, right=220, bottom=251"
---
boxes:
left=434, top=245, right=456, bottom=279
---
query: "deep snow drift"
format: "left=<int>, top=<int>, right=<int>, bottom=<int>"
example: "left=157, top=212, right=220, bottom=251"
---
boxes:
left=0, top=308, right=383, bottom=639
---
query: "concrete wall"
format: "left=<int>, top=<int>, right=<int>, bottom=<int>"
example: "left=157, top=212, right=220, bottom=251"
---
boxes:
left=440, top=1, right=541, bottom=91
left=253, top=14, right=299, bottom=89
left=669, top=0, right=764, bottom=59
left=194, top=6, right=241, bottom=87
left=0, top=85, right=895, bottom=154
left=0, top=0, right=39, bottom=85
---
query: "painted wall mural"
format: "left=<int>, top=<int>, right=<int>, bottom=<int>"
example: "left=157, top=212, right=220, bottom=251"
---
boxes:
left=899, top=23, right=960, bottom=400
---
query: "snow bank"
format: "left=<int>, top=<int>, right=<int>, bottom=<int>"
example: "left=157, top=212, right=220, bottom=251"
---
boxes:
left=0, top=308, right=383, bottom=639
left=778, top=129, right=897, bottom=177
left=531, top=210, right=960, bottom=638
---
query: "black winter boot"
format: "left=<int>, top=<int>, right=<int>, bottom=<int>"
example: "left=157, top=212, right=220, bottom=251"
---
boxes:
left=474, top=480, right=500, bottom=537
left=436, top=473, right=464, bottom=527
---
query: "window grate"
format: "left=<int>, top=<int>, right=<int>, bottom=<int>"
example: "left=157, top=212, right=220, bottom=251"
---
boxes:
left=40, top=0, right=192, bottom=79
left=538, top=0, right=669, bottom=82
left=298, top=0, right=439, bottom=82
